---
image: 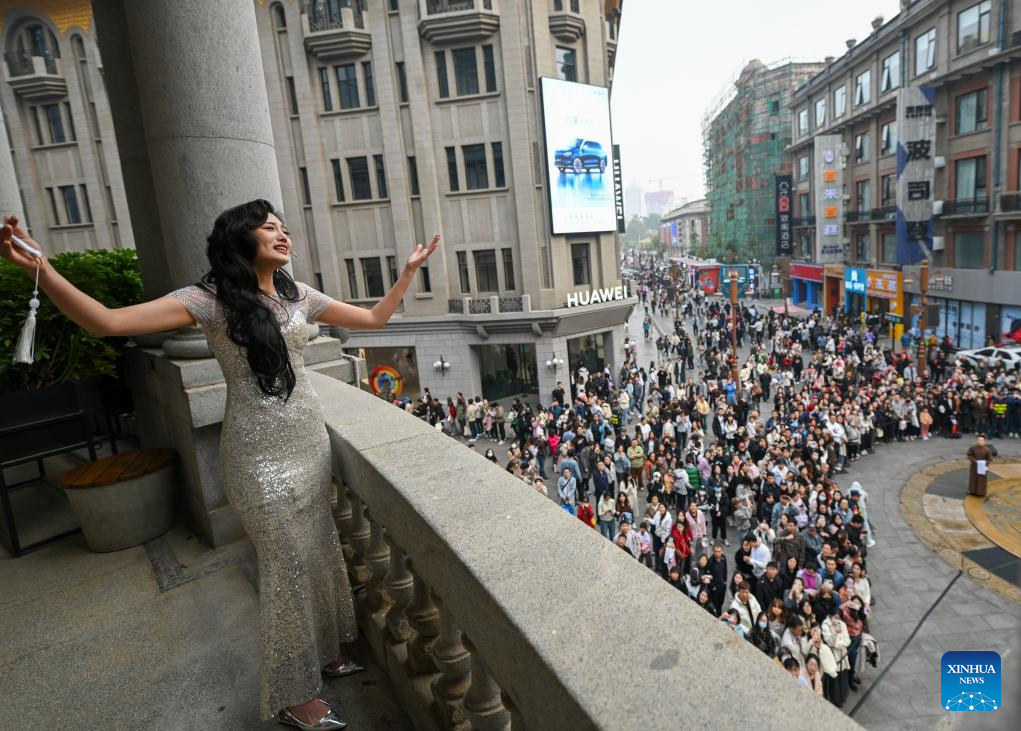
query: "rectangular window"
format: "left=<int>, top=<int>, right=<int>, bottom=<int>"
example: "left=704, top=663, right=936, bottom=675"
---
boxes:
left=881, top=233, right=897, bottom=265
left=452, top=47, right=479, bottom=96
left=815, top=98, right=826, bottom=128
left=799, top=192, right=811, bottom=216
left=502, top=247, right=515, bottom=290
left=408, top=156, right=420, bottom=196
left=797, top=108, right=808, bottom=136
left=361, top=257, right=385, bottom=298
left=30, top=107, right=44, bottom=146
left=954, top=230, right=985, bottom=268
left=386, top=255, right=399, bottom=287
left=474, top=249, right=498, bottom=292
left=435, top=51, right=449, bottom=98
left=445, top=146, right=459, bottom=191
left=348, top=156, right=372, bottom=200
left=955, top=88, right=988, bottom=134
left=373, top=154, right=388, bottom=199
left=571, top=242, right=591, bottom=286
left=856, top=179, right=871, bottom=211
left=319, top=67, right=333, bottom=112
left=855, top=131, right=871, bottom=163
left=396, top=62, right=408, bottom=103
left=420, top=264, right=432, bottom=292
left=44, top=103, right=65, bottom=143
left=286, top=77, right=299, bottom=115
left=331, top=158, right=346, bottom=202
left=834, top=86, right=846, bottom=117
left=915, top=28, right=936, bottom=73
left=46, top=187, right=60, bottom=225
left=300, top=166, right=311, bottom=205
left=482, top=44, right=497, bottom=92
left=492, top=142, right=505, bottom=187
left=955, top=155, right=987, bottom=201
left=336, top=64, right=360, bottom=109
left=855, top=70, right=871, bottom=106
left=556, top=47, right=577, bottom=82
left=880, top=121, right=897, bottom=155
left=389, top=0, right=399, bottom=10
left=345, top=258, right=359, bottom=298
left=957, top=1, right=992, bottom=53
left=855, top=233, right=870, bottom=261
left=881, top=51, right=900, bottom=92
left=798, top=155, right=810, bottom=180
left=79, top=184, right=92, bottom=222
left=463, top=144, right=488, bottom=190
left=59, top=184, right=81, bottom=224
left=769, top=99, right=780, bottom=115
left=362, top=62, right=375, bottom=107
left=456, top=250, right=471, bottom=293
left=881, top=173, right=895, bottom=206
left=63, top=102, right=76, bottom=141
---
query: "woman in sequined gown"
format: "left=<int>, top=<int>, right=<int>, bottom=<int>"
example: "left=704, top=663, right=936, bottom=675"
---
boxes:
left=0, top=203, right=439, bottom=729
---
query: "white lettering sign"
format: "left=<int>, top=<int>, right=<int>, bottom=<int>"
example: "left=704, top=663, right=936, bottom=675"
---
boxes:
left=566, top=284, right=629, bottom=308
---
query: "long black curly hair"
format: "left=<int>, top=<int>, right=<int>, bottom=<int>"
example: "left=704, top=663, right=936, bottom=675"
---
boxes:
left=201, top=199, right=299, bottom=400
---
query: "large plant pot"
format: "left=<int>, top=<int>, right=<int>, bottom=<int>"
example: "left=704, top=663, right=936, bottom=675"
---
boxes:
left=59, top=449, right=176, bottom=552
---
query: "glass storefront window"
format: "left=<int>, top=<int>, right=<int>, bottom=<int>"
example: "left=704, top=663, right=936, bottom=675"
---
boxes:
left=567, top=333, right=607, bottom=380
left=478, top=343, right=538, bottom=401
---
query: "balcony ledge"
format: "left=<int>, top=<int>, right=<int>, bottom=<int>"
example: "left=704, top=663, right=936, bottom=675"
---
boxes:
left=301, top=7, right=372, bottom=61
left=418, top=9, right=499, bottom=45
left=548, top=11, right=585, bottom=42
left=4, top=58, right=67, bottom=101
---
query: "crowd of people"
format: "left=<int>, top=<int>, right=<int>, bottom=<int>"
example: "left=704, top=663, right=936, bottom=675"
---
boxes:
left=385, top=256, right=1018, bottom=708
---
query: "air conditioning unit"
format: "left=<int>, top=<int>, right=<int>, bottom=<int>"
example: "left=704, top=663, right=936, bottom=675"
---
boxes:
left=840, top=144, right=850, bottom=157
left=842, top=193, right=852, bottom=201
left=932, top=235, right=945, bottom=251
left=934, top=155, right=946, bottom=168
left=933, top=199, right=944, bottom=215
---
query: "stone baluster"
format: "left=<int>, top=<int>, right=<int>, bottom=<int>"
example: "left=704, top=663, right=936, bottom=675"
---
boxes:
left=405, top=561, right=440, bottom=676
left=363, top=508, right=392, bottom=615
left=501, top=691, right=525, bottom=731
left=462, top=634, right=510, bottom=731
left=331, top=475, right=353, bottom=533
left=430, top=593, right=471, bottom=730
left=383, top=530, right=414, bottom=647
left=346, top=491, right=370, bottom=586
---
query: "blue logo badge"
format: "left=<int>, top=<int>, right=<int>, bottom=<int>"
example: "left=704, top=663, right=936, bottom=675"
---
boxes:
left=941, top=651, right=1001, bottom=711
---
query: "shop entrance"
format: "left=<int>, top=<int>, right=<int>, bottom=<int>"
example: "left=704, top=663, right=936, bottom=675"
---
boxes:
left=567, top=333, right=607, bottom=380
left=478, top=343, right=539, bottom=403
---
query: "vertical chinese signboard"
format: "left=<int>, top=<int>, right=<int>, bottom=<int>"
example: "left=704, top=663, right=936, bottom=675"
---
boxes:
left=774, top=174, right=793, bottom=256
left=814, top=134, right=844, bottom=263
left=896, top=85, right=936, bottom=265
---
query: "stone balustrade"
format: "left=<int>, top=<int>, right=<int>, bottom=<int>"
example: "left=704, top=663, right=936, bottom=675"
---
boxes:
left=311, top=372, right=861, bottom=730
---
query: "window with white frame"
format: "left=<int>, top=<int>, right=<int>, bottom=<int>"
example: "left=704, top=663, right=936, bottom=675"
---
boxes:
left=855, top=70, right=871, bottom=106
left=881, top=51, right=900, bottom=92
left=915, top=28, right=935, bottom=74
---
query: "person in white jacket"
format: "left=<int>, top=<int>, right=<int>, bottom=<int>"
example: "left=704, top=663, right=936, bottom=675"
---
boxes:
left=729, top=584, right=762, bottom=632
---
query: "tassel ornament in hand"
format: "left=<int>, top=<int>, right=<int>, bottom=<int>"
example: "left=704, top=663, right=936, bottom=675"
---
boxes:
left=14, top=256, right=41, bottom=365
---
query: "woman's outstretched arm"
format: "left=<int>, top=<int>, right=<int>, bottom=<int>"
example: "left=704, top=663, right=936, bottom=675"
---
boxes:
left=1, top=215, right=195, bottom=337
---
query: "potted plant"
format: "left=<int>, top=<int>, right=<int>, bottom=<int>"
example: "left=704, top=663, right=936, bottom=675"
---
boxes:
left=0, top=248, right=145, bottom=444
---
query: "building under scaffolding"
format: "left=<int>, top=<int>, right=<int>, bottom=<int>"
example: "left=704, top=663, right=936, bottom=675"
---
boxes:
left=702, top=59, right=824, bottom=264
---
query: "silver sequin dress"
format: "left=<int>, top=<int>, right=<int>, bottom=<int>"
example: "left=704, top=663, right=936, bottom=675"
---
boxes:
left=168, top=283, right=357, bottom=719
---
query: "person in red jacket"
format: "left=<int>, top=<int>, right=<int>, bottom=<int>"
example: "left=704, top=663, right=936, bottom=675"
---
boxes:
left=576, top=496, right=596, bottom=528
left=670, top=520, right=692, bottom=574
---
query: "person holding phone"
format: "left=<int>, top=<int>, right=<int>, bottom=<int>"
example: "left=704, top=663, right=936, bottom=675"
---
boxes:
left=1, top=201, right=439, bottom=731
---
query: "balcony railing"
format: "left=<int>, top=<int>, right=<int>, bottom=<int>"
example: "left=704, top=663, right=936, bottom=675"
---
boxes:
left=310, top=373, right=861, bottom=731
left=943, top=197, right=989, bottom=216
left=497, top=296, right=523, bottom=313
left=549, top=0, right=585, bottom=41
left=1000, top=192, right=1021, bottom=212
left=305, top=0, right=365, bottom=30
left=4, top=49, right=57, bottom=76
left=301, top=0, right=371, bottom=60
left=791, top=215, right=816, bottom=227
left=419, top=0, right=499, bottom=43
left=447, top=298, right=465, bottom=314
left=871, top=206, right=896, bottom=221
left=3, top=50, right=66, bottom=100
left=845, top=210, right=867, bottom=222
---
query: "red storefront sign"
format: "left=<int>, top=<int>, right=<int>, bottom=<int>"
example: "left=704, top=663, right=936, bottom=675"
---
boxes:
left=696, top=265, right=721, bottom=294
left=789, top=262, right=824, bottom=282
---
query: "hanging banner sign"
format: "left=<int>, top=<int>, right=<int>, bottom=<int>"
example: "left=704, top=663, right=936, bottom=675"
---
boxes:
left=775, top=174, right=793, bottom=256
left=896, top=85, right=936, bottom=265
left=814, top=134, right=844, bottom=263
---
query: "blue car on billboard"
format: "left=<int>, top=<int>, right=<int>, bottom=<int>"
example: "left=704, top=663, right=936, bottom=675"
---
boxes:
left=555, top=138, right=608, bottom=174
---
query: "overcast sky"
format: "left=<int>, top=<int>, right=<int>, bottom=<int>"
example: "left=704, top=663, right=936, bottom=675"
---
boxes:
left=609, top=0, right=904, bottom=203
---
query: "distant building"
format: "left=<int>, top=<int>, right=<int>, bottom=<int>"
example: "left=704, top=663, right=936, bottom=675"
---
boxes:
left=703, top=58, right=824, bottom=263
left=625, top=184, right=643, bottom=219
left=644, top=189, right=675, bottom=217
left=661, top=198, right=709, bottom=254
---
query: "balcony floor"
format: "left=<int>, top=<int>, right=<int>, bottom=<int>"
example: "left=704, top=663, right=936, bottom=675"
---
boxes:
left=0, top=449, right=410, bottom=730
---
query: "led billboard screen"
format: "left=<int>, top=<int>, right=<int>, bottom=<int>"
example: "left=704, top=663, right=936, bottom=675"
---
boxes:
left=539, top=77, right=616, bottom=235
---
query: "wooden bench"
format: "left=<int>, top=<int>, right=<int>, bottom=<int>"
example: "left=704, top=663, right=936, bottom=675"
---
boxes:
left=60, top=448, right=176, bottom=552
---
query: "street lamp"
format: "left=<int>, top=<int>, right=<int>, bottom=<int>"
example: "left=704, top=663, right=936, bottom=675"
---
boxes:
left=729, top=269, right=740, bottom=394
left=433, top=356, right=451, bottom=375
left=546, top=357, right=565, bottom=372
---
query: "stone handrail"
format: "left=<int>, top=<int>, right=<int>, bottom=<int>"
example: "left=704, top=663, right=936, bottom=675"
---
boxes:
left=311, top=372, right=861, bottom=730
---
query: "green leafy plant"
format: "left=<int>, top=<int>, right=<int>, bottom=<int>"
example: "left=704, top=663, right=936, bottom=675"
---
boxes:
left=0, top=248, right=144, bottom=392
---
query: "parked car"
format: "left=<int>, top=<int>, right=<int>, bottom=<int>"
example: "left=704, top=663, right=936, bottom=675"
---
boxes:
left=955, top=345, right=1021, bottom=371
left=555, top=139, right=608, bottom=174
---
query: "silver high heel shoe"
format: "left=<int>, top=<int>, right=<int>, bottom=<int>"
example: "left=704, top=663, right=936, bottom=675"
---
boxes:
left=322, top=660, right=366, bottom=678
left=277, top=705, right=348, bottom=730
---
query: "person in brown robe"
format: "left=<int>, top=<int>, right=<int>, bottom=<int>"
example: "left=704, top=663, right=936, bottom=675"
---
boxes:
left=966, top=435, right=994, bottom=497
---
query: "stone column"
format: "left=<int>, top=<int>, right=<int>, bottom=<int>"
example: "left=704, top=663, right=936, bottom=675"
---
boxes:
left=0, top=104, right=25, bottom=224
left=118, top=0, right=284, bottom=288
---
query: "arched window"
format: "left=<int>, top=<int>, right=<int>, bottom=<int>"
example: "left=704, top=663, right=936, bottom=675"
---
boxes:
left=5, top=18, right=60, bottom=75
left=271, top=3, right=287, bottom=29
left=71, top=34, right=86, bottom=60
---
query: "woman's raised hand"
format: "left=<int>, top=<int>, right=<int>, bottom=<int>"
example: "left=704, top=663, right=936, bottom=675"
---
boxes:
left=0, top=214, right=45, bottom=273
left=405, top=234, right=439, bottom=273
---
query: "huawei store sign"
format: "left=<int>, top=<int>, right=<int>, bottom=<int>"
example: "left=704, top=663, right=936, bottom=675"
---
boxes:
left=566, top=284, right=630, bottom=308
